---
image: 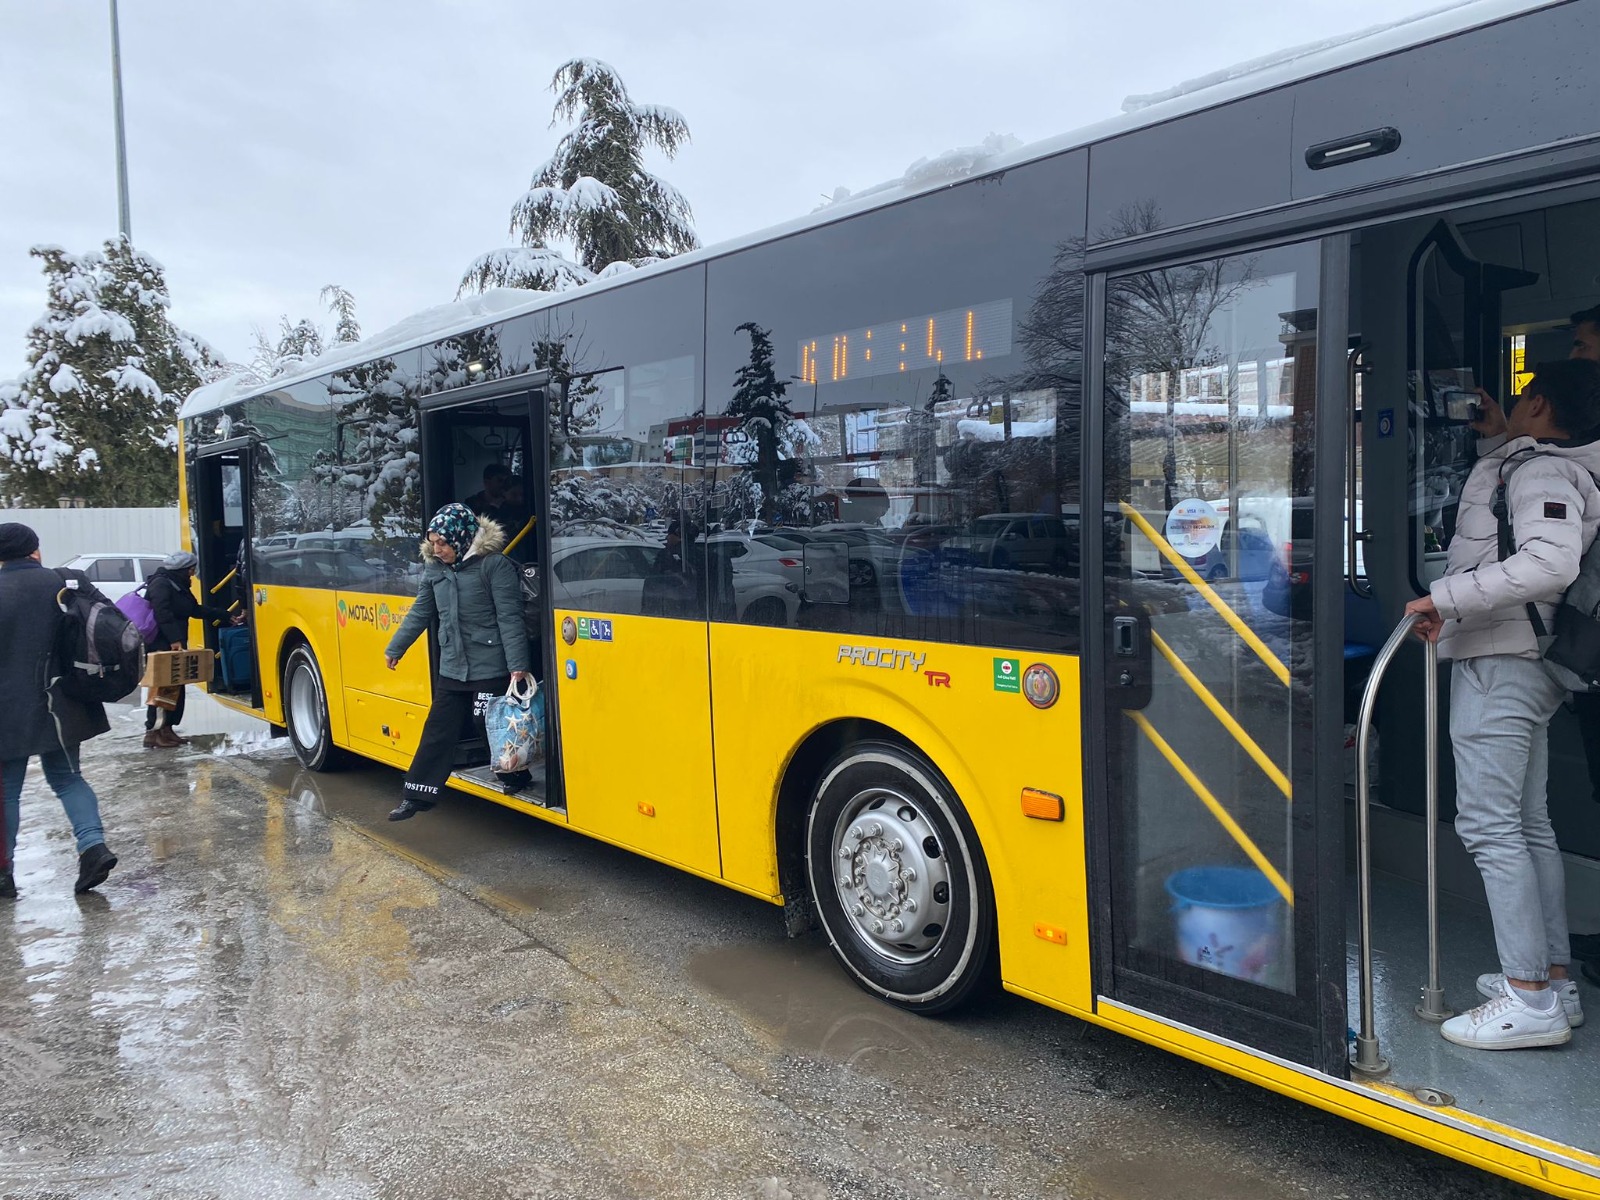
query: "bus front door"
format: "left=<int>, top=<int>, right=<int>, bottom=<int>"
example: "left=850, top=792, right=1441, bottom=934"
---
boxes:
left=1093, top=236, right=1350, bottom=1071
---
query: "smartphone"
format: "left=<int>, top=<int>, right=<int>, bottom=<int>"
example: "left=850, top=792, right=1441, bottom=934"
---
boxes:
left=1441, top=389, right=1480, bottom=423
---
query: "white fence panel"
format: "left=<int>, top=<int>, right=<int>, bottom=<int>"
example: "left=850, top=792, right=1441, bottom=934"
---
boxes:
left=0, top=507, right=182, bottom=565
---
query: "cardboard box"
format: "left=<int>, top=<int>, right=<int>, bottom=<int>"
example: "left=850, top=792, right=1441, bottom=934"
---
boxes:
left=139, top=649, right=215, bottom=688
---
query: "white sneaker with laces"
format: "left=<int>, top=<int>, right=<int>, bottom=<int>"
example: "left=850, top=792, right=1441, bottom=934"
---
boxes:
left=1442, top=982, right=1572, bottom=1050
left=1476, top=973, right=1584, bottom=1027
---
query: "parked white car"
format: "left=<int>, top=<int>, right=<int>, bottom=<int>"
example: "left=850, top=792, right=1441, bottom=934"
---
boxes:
left=55, top=552, right=168, bottom=601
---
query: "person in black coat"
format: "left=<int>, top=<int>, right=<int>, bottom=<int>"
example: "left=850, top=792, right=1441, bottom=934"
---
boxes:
left=0, top=522, right=117, bottom=899
left=144, top=550, right=239, bottom=747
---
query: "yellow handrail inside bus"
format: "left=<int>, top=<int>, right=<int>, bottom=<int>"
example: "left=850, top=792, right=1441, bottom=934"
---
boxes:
left=210, top=567, right=237, bottom=595
left=1151, top=631, right=1291, bottom=800
left=1125, top=709, right=1293, bottom=906
left=505, top=515, right=537, bottom=555
left=1119, top=502, right=1290, bottom=687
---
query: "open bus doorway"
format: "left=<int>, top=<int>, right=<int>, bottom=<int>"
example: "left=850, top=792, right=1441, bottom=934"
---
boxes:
left=188, top=440, right=259, bottom=706
left=1341, top=185, right=1600, bottom=1153
left=418, top=386, right=556, bottom=808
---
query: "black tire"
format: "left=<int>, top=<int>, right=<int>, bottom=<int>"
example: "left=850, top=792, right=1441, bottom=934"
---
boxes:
left=848, top=558, right=877, bottom=590
left=282, top=643, right=343, bottom=772
left=1207, top=562, right=1229, bottom=582
left=805, top=741, right=997, bottom=1014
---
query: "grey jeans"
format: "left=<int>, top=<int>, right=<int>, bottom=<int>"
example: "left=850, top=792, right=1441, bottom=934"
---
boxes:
left=1449, top=654, right=1571, bottom=981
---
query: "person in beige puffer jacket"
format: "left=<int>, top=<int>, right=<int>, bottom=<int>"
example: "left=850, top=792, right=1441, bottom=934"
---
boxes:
left=1405, top=357, right=1600, bottom=1051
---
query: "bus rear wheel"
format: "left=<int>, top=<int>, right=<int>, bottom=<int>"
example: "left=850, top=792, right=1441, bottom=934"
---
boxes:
left=805, top=741, right=996, bottom=1014
left=283, top=644, right=342, bottom=772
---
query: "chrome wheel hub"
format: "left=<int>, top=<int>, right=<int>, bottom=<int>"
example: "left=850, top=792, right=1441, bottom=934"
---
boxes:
left=832, top=788, right=952, bottom=963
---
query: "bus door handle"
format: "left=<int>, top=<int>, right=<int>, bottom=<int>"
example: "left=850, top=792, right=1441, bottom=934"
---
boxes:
left=1109, top=614, right=1153, bottom=710
left=1113, top=616, right=1139, bottom=658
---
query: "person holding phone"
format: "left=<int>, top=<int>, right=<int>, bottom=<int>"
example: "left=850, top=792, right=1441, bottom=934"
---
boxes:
left=1404, top=358, right=1600, bottom=1049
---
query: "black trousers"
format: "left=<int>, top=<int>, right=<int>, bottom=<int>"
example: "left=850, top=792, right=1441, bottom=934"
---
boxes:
left=402, top=677, right=507, bottom=802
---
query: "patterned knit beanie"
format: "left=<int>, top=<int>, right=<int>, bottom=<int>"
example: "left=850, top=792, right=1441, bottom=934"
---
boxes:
left=427, top=503, right=479, bottom=562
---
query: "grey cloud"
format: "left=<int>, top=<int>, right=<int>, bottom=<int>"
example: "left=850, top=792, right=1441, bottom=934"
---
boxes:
left=3, top=0, right=1457, bottom=381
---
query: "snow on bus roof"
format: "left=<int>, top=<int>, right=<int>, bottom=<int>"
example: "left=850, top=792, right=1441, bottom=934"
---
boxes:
left=179, top=0, right=1555, bottom=422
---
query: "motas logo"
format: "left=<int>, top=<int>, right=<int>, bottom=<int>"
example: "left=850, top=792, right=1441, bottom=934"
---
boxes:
left=338, top=599, right=408, bottom=631
left=837, top=645, right=928, bottom=673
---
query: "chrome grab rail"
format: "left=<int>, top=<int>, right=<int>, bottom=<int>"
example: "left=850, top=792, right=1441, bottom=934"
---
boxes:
left=1351, top=613, right=1449, bottom=1076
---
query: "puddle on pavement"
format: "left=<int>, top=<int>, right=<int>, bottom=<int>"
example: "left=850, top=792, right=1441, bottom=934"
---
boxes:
left=689, top=940, right=943, bottom=1076
left=1075, top=1154, right=1304, bottom=1200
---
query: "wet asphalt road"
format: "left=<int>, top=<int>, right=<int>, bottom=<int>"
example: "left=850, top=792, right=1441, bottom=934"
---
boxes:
left=1, top=715, right=1544, bottom=1200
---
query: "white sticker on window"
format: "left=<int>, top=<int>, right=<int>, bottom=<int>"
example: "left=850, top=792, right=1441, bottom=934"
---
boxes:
left=1165, top=498, right=1221, bottom=560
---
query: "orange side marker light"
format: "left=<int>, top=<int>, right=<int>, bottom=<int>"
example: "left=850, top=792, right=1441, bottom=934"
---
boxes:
left=1021, top=788, right=1064, bottom=822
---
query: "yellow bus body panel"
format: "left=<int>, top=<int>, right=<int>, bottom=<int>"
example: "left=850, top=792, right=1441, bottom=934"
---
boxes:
left=553, top=610, right=720, bottom=878
left=246, top=584, right=347, bottom=737
left=708, top=624, right=1092, bottom=1015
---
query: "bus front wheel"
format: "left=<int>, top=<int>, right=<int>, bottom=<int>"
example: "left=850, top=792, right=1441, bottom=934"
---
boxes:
left=805, top=741, right=996, bottom=1014
left=283, top=644, right=342, bottom=772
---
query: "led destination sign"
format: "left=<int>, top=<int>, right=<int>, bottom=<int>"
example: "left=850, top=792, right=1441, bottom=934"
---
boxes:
left=797, top=298, right=1013, bottom=386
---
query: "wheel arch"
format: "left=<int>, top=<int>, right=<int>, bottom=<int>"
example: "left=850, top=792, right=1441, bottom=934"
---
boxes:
left=773, top=716, right=1002, bottom=950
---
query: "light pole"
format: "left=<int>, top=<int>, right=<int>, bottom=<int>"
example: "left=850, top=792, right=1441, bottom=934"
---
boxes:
left=109, top=0, right=132, bottom=241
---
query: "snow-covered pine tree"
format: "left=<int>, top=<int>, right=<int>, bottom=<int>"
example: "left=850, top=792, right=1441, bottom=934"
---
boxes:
left=322, top=284, right=361, bottom=345
left=456, top=247, right=594, bottom=299
left=0, top=240, right=216, bottom=507
left=725, top=322, right=798, bottom=521
left=459, top=58, right=698, bottom=294
left=247, top=285, right=361, bottom=380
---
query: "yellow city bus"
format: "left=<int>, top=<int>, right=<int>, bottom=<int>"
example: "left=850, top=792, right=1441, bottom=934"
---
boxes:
left=176, top=2, right=1600, bottom=1192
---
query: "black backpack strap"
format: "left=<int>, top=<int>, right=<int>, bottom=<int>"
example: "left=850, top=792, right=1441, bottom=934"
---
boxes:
left=1494, top=450, right=1550, bottom=638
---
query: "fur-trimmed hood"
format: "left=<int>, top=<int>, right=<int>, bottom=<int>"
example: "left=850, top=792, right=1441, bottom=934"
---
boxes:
left=419, top=515, right=507, bottom=566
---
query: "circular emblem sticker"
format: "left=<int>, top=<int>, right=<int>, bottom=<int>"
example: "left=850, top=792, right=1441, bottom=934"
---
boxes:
left=1023, top=663, right=1060, bottom=709
left=1164, top=498, right=1221, bottom=560
left=561, top=615, right=577, bottom=645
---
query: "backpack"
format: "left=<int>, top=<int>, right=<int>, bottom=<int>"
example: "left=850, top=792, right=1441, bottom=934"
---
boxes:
left=115, top=582, right=160, bottom=645
left=1494, top=451, right=1600, bottom=691
left=54, top=575, right=147, bottom=703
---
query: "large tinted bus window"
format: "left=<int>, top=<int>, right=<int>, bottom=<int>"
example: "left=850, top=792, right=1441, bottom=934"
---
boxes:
left=233, top=379, right=343, bottom=591
left=320, top=347, right=427, bottom=595
left=705, top=151, right=1088, bottom=653
left=541, top=267, right=706, bottom=620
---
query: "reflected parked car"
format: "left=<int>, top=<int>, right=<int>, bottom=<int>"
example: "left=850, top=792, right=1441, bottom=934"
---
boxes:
left=550, top=535, right=801, bottom=625
left=1262, top=503, right=1316, bottom=619
left=941, top=513, right=1074, bottom=574
left=1169, top=520, right=1278, bottom=583
left=255, top=546, right=387, bottom=590
left=56, top=553, right=167, bottom=601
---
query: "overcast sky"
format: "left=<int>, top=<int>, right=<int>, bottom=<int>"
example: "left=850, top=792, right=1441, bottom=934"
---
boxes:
left=0, top=0, right=1467, bottom=383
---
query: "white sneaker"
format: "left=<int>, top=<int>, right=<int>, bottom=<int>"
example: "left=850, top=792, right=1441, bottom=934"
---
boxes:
left=1476, top=973, right=1584, bottom=1027
left=1443, top=984, right=1572, bottom=1050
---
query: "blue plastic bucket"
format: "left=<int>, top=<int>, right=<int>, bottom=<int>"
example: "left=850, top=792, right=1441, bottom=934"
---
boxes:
left=1165, top=866, right=1286, bottom=987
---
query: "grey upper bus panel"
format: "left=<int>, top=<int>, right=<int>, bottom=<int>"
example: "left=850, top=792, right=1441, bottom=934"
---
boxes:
left=1086, top=92, right=1294, bottom=242
left=1085, top=0, right=1596, bottom=247
left=1288, top=0, right=1597, bottom=201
